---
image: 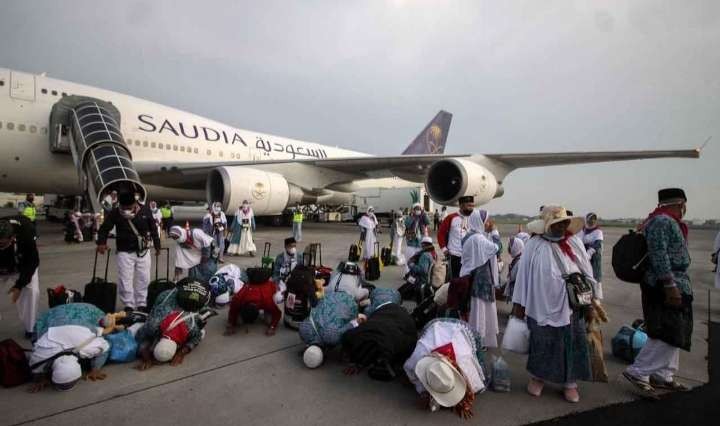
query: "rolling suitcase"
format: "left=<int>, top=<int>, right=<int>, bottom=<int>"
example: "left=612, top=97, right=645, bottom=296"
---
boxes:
left=261, top=242, right=274, bottom=269
left=364, top=242, right=381, bottom=281
left=83, top=249, right=118, bottom=313
left=305, top=243, right=332, bottom=284
left=147, top=248, right=175, bottom=309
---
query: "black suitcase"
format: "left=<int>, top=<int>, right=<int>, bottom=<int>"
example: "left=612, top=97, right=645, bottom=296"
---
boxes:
left=83, top=249, right=118, bottom=313
left=381, top=247, right=392, bottom=266
left=348, top=242, right=360, bottom=262
left=47, top=286, right=83, bottom=308
left=411, top=296, right=438, bottom=330
left=364, top=242, right=381, bottom=281
left=147, top=248, right=175, bottom=309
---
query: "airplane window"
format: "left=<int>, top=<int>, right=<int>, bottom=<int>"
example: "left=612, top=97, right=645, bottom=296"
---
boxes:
left=166, top=144, right=171, bottom=150
left=7, top=122, right=14, bottom=130
left=41, top=88, right=47, bottom=94
left=230, top=153, right=235, bottom=159
left=19, top=124, right=26, bottom=132
left=193, top=148, right=198, bottom=154
left=30, top=125, right=37, bottom=133
left=207, top=149, right=212, bottom=156
left=51, top=90, right=58, bottom=96
left=180, top=146, right=186, bottom=152
left=173, top=145, right=178, bottom=151
left=0, top=121, right=3, bottom=129
left=143, top=141, right=148, bottom=147
left=151, top=142, right=156, bottom=148
left=158, top=143, right=163, bottom=149
left=219, top=151, right=223, bottom=157
left=0, top=80, right=4, bottom=86
left=42, top=127, right=47, bottom=134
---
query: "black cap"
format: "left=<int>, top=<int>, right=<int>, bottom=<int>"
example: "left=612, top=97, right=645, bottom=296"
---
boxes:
left=658, top=188, right=687, bottom=204
left=284, top=237, right=296, bottom=246
left=118, top=192, right=136, bottom=206
left=458, top=196, right=474, bottom=204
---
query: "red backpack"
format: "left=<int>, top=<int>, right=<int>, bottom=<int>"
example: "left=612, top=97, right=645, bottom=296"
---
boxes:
left=0, top=339, right=31, bottom=387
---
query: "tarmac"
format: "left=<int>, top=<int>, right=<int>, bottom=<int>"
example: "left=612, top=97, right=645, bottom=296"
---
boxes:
left=0, top=220, right=718, bottom=426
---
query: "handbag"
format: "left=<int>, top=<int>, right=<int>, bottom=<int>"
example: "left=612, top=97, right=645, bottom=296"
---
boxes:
left=550, top=247, right=594, bottom=311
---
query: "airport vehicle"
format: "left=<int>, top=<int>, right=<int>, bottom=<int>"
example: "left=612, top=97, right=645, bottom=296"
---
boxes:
left=0, top=68, right=700, bottom=216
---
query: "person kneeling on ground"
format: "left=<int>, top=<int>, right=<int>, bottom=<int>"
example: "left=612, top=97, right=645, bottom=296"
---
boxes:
left=299, top=292, right=365, bottom=368
left=225, top=269, right=281, bottom=336
left=341, top=288, right=417, bottom=380
left=405, top=236, right=436, bottom=290
left=404, top=318, right=487, bottom=419
left=135, top=279, right=214, bottom=369
left=28, top=303, right=114, bottom=392
left=272, top=237, right=298, bottom=294
left=168, top=225, right=217, bottom=282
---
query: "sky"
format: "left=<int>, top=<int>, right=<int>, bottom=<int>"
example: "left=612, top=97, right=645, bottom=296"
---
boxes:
left=1, top=0, right=718, bottom=220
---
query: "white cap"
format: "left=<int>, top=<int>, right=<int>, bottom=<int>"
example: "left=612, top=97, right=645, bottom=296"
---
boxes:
left=153, top=337, right=178, bottom=363
left=51, top=355, right=82, bottom=390
left=303, top=345, right=324, bottom=369
left=421, top=236, right=433, bottom=245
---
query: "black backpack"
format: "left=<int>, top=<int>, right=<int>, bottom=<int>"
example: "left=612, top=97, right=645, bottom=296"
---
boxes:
left=348, top=243, right=360, bottom=262
left=612, top=230, right=648, bottom=283
left=147, top=248, right=175, bottom=309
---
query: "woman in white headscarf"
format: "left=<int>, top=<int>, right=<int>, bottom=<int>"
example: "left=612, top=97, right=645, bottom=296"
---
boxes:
left=460, top=209, right=500, bottom=348
left=511, top=205, right=595, bottom=403
left=227, top=200, right=256, bottom=256
left=168, top=226, right=216, bottom=281
left=576, top=212, right=604, bottom=299
left=390, top=210, right=406, bottom=265
left=358, top=207, right=378, bottom=262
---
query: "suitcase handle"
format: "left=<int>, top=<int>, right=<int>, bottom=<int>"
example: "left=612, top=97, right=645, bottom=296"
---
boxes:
left=263, top=242, right=271, bottom=258
left=92, top=248, right=111, bottom=282
left=374, top=241, right=380, bottom=257
left=155, top=248, right=171, bottom=280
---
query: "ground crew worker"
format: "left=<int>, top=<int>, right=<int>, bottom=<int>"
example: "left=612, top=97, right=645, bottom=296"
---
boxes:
left=160, top=202, right=174, bottom=237
left=19, top=194, right=38, bottom=235
left=0, top=216, right=40, bottom=339
left=293, top=205, right=303, bottom=242
left=97, top=192, right=161, bottom=312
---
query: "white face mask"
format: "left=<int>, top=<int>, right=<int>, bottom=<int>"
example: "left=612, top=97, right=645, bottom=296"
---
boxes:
left=286, top=247, right=297, bottom=256
left=414, top=210, right=422, bottom=216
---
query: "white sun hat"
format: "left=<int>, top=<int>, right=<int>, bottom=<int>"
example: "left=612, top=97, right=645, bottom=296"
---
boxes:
left=526, top=205, right=584, bottom=236
left=415, top=355, right=467, bottom=407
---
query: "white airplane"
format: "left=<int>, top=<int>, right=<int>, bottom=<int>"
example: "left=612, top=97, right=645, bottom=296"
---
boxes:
left=0, top=67, right=700, bottom=215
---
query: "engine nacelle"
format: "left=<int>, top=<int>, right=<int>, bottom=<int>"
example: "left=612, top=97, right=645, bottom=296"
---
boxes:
left=207, top=166, right=302, bottom=215
left=425, top=158, right=499, bottom=205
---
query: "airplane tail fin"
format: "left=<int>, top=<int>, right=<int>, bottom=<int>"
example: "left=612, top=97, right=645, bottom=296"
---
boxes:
left=401, top=110, right=452, bottom=155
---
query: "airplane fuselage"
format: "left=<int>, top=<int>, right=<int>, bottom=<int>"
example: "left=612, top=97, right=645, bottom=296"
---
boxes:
left=0, top=68, right=371, bottom=201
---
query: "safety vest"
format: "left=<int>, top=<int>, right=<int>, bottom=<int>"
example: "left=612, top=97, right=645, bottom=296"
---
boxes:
left=293, top=211, right=303, bottom=223
left=160, top=207, right=172, bottom=219
left=22, top=205, right=36, bottom=222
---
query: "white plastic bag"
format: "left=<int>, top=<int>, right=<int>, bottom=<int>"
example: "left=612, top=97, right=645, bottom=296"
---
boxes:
left=501, top=316, right=530, bottom=354
left=491, top=356, right=511, bottom=392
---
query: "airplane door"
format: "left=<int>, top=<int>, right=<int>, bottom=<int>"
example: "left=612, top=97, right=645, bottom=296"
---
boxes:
left=9, top=71, right=35, bottom=102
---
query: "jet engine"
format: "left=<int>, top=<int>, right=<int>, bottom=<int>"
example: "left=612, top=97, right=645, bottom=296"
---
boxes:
left=206, top=167, right=303, bottom=214
left=425, top=158, right=500, bottom=205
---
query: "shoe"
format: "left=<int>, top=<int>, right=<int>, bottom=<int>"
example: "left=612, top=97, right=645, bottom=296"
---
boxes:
left=650, top=377, right=689, bottom=392
left=622, top=371, right=659, bottom=399
left=527, top=378, right=544, bottom=397
left=563, top=387, right=580, bottom=403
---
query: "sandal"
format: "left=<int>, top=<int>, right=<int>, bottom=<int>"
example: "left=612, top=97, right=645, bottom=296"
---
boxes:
left=527, top=378, right=544, bottom=397
left=563, top=387, right=580, bottom=403
left=622, top=371, right=659, bottom=399
left=650, top=377, right=689, bottom=392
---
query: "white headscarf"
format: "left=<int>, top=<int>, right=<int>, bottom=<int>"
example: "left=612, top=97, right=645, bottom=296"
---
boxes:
left=169, top=226, right=187, bottom=243
left=460, top=210, right=498, bottom=276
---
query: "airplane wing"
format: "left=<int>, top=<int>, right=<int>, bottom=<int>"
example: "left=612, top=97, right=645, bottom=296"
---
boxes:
left=484, top=148, right=700, bottom=169
left=134, top=148, right=700, bottom=189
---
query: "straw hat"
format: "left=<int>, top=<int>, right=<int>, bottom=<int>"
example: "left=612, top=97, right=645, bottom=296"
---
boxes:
left=415, top=355, right=467, bottom=407
left=526, top=205, right=584, bottom=235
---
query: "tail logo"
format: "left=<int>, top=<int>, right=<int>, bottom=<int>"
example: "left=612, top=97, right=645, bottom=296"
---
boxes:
left=426, top=124, right=443, bottom=154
